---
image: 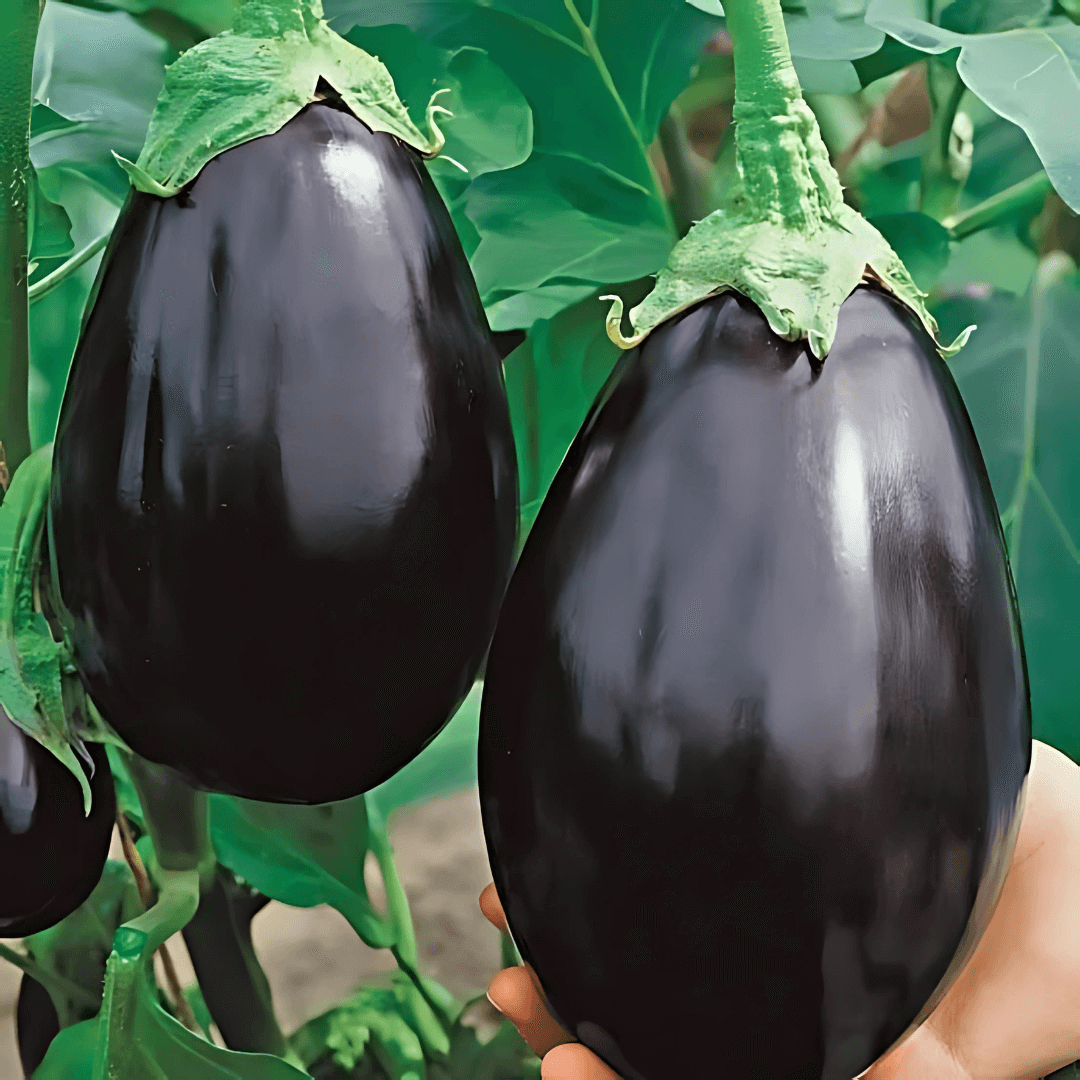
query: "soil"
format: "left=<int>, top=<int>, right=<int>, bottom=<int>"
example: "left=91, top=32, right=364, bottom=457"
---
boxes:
left=0, top=787, right=502, bottom=1078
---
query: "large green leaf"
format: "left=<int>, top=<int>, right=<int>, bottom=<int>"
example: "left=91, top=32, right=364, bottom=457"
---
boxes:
left=935, top=267, right=1080, bottom=763
left=343, top=26, right=533, bottom=182
left=328, top=0, right=722, bottom=329
left=32, top=1, right=168, bottom=199
left=870, top=212, right=952, bottom=291
left=865, top=0, right=1080, bottom=212
left=55, top=0, right=239, bottom=38
left=209, top=794, right=396, bottom=949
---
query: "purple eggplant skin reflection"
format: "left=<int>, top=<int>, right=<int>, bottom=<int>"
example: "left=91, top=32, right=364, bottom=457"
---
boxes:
left=0, top=709, right=115, bottom=939
left=479, top=287, right=1031, bottom=1080
left=50, top=100, right=517, bottom=803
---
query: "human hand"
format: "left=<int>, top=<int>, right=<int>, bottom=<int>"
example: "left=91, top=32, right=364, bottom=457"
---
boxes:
left=480, top=740, right=1080, bottom=1080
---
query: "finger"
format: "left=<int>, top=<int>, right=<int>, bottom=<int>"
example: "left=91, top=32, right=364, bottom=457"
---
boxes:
left=487, top=965, right=574, bottom=1059
left=542, top=1042, right=622, bottom=1080
left=479, top=883, right=509, bottom=934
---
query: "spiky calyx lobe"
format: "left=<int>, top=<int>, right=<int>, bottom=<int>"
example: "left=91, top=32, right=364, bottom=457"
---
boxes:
left=605, top=0, right=972, bottom=361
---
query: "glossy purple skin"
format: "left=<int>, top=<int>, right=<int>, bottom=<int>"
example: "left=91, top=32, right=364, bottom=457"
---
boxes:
left=51, top=102, right=517, bottom=803
left=480, top=288, right=1030, bottom=1080
left=0, top=711, right=115, bottom=938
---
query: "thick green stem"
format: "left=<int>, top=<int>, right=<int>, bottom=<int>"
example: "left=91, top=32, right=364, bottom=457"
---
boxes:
left=92, top=870, right=201, bottom=1080
left=0, top=0, right=39, bottom=476
left=943, top=171, right=1054, bottom=241
left=721, top=0, right=843, bottom=230
left=920, top=63, right=971, bottom=220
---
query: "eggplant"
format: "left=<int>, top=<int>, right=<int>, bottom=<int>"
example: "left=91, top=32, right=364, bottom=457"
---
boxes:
left=51, top=100, right=517, bottom=803
left=16, top=974, right=60, bottom=1079
left=0, top=709, right=115, bottom=939
left=479, top=287, right=1030, bottom=1080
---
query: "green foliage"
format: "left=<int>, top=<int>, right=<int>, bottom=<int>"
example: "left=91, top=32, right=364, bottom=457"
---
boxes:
left=292, top=983, right=541, bottom=1080
left=329, top=0, right=723, bottom=329
left=0, top=446, right=93, bottom=808
left=209, top=792, right=396, bottom=949
left=865, top=0, right=1080, bottom=212
left=935, top=260, right=1080, bottom=764
left=870, top=212, right=953, bottom=289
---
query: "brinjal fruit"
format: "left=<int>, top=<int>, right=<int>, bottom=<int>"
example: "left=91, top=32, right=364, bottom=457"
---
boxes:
left=17, top=974, right=60, bottom=1079
left=480, top=287, right=1030, bottom=1080
left=51, top=100, right=517, bottom=803
left=0, top=709, right=115, bottom=939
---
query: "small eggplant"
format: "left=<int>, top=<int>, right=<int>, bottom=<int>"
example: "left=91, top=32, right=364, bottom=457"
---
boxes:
left=0, top=709, right=115, bottom=939
left=480, top=288, right=1030, bottom=1080
left=51, top=100, right=517, bottom=803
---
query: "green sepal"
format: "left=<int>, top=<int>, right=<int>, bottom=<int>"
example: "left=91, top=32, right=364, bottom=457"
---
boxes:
left=0, top=445, right=94, bottom=815
left=604, top=54, right=973, bottom=360
left=125, top=0, right=449, bottom=198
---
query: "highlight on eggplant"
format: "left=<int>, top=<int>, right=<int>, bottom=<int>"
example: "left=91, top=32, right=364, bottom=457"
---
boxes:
left=479, top=287, right=1030, bottom=1080
left=0, top=707, right=115, bottom=940
left=51, top=99, right=518, bottom=804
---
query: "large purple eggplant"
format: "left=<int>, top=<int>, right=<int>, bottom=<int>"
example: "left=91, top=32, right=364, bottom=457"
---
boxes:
left=480, top=287, right=1030, bottom=1080
left=51, top=100, right=517, bottom=803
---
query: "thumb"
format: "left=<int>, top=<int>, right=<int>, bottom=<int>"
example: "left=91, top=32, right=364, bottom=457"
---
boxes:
left=542, top=1042, right=622, bottom=1080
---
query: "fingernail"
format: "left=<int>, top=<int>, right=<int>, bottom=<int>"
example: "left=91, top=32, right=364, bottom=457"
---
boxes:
left=486, top=991, right=506, bottom=1016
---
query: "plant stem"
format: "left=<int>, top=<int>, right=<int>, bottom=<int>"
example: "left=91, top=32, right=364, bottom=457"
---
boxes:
left=721, top=0, right=843, bottom=230
left=28, top=232, right=109, bottom=304
left=943, top=171, right=1055, bottom=241
left=181, top=869, right=288, bottom=1056
left=0, top=0, right=40, bottom=476
left=920, top=62, right=970, bottom=220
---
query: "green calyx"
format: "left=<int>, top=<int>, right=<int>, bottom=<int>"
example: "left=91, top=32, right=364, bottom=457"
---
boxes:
left=0, top=446, right=95, bottom=814
left=605, top=0, right=972, bottom=361
left=117, top=0, right=450, bottom=198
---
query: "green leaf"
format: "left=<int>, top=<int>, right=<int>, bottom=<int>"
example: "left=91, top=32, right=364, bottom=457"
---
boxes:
left=343, top=26, right=533, bottom=181
left=0, top=447, right=92, bottom=812
left=329, top=0, right=723, bottom=328
left=28, top=168, right=74, bottom=263
left=939, top=226, right=1039, bottom=295
left=504, top=288, right=649, bottom=540
left=870, top=212, right=953, bottom=291
left=864, top=0, right=1080, bottom=212
left=33, top=1016, right=98, bottom=1079
left=56, top=0, right=239, bottom=38
left=938, top=0, right=1052, bottom=33
left=124, top=0, right=443, bottom=197
left=32, top=2, right=168, bottom=200
left=291, top=983, right=427, bottom=1080
left=209, top=794, right=396, bottom=949
left=786, top=11, right=885, bottom=58
left=934, top=268, right=1080, bottom=764
left=792, top=55, right=861, bottom=91
left=368, top=683, right=483, bottom=822
left=464, top=153, right=672, bottom=332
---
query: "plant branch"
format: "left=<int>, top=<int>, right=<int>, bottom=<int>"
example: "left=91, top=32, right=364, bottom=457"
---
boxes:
left=920, top=62, right=970, bottom=220
left=943, top=171, right=1054, bottom=241
left=28, top=232, right=110, bottom=304
left=0, top=0, right=40, bottom=476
